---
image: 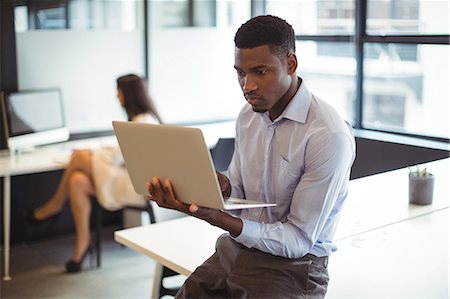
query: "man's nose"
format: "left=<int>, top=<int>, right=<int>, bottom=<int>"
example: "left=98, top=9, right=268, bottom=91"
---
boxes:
left=243, top=76, right=257, bottom=93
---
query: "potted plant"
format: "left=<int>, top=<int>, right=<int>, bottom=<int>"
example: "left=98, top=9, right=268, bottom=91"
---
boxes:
left=408, top=166, right=434, bottom=205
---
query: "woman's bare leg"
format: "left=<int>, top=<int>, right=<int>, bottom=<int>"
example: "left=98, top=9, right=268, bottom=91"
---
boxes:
left=33, top=150, right=93, bottom=220
left=67, top=170, right=95, bottom=262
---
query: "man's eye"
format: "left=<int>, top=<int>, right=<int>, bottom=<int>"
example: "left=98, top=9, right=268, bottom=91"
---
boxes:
left=256, top=69, right=267, bottom=75
left=236, top=70, right=245, bottom=77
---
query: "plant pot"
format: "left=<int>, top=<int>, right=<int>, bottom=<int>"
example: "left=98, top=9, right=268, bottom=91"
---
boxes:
left=409, top=174, right=434, bottom=205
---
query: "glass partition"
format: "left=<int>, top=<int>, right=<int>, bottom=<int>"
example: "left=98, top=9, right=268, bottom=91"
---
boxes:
left=14, top=0, right=145, bottom=133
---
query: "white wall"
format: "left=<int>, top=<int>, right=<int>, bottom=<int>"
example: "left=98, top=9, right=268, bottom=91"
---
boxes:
left=16, top=30, right=145, bottom=133
left=150, top=28, right=244, bottom=124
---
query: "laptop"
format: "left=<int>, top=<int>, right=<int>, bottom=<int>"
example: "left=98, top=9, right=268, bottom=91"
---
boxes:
left=112, top=121, right=276, bottom=210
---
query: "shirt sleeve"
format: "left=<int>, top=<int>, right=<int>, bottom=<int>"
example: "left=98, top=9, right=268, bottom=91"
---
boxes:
left=234, top=132, right=355, bottom=259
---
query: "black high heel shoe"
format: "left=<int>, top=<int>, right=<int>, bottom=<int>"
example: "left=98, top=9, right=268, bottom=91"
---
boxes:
left=25, top=210, right=60, bottom=226
left=65, top=245, right=95, bottom=273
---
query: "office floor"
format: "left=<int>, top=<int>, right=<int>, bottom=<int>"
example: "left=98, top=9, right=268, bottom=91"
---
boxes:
left=1, top=225, right=158, bottom=299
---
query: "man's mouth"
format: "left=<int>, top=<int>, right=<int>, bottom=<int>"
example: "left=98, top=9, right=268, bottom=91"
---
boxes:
left=245, top=95, right=262, bottom=106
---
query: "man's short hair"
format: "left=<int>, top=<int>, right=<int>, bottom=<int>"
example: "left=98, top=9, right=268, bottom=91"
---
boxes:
left=234, top=15, right=295, bottom=58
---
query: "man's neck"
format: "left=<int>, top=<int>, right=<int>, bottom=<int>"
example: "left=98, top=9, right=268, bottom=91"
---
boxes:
left=269, top=76, right=301, bottom=121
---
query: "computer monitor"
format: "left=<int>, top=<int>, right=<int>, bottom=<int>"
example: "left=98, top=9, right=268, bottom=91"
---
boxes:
left=4, top=88, right=70, bottom=152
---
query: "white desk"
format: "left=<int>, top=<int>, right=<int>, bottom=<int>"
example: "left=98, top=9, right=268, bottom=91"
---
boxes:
left=0, top=136, right=116, bottom=281
left=115, top=217, right=225, bottom=299
left=335, top=158, right=449, bottom=240
left=115, top=217, right=225, bottom=277
left=327, top=208, right=449, bottom=298
left=114, top=158, right=449, bottom=298
left=116, top=209, right=449, bottom=299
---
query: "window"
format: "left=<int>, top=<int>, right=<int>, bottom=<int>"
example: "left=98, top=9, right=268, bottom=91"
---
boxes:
left=363, top=44, right=449, bottom=138
left=297, top=41, right=356, bottom=121
left=150, top=0, right=223, bottom=28
left=266, top=0, right=449, bottom=140
left=367, top=0, right=449, bottom=35
left=148, top=0, right=251, bottom=124
left=363, top=0, right=449, bottom=139
left=267, top=1, right=356, bottom=124
left=267, top=0, right=355, bottom=35
left=14, top=0, right=141, bottom=32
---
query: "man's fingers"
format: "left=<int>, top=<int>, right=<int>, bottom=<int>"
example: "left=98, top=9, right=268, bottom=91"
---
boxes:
left=146, top=181, right=153, bottom=194
left=152, top=177, right=161, bottom=189
left=147, top=177, right=167, bottom=205
left=152, top=177, right=164, bottom=197
left=164, top=179, right=184, bottom=207
left=164, top=179, right=196, bottom=214
left=164, top=179, right=175, bottom=200
left=147, top=177, right=192, bottom=214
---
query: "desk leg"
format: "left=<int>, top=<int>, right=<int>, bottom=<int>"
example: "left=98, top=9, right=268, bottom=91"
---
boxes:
left=151, top=263, right=163, bottom=299
left=3, top=175, right=11, bottom=281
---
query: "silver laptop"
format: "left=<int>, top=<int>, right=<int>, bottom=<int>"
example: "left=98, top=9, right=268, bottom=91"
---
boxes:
left=112, top=121, right=276, bottom=210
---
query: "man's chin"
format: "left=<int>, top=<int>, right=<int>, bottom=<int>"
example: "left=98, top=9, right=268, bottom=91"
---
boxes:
left=251, top=106, right=268, bottom=113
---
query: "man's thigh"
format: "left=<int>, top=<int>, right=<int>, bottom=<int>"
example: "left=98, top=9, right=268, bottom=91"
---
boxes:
left=176, top=235, right=329, bottom=299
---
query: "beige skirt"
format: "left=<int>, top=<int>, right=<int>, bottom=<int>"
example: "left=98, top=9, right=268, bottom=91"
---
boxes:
left=91, top=147, right=146, bottom=211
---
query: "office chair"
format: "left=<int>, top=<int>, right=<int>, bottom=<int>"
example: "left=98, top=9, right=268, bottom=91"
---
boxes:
left=210, top=137, right=235, bottom=172
left=91, top=199, right=155, bottom=269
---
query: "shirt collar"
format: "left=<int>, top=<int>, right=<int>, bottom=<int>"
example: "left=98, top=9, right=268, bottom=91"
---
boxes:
left=264, top=78, right=312, bottom=125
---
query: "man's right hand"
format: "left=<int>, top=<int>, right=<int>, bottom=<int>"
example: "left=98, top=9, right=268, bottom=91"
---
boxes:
left=146, top=175, right=243, bottom=237
left=146, top=177, right=192, bottom=214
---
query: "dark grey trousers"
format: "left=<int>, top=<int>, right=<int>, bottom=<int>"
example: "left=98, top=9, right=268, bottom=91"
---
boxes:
left=176, top=234, right=329, bottom=299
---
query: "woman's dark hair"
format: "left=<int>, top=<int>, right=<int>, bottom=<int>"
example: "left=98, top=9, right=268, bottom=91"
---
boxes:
left=116, top=74, right=163, bottom=123
left=234, top=15, right=295, bottom=59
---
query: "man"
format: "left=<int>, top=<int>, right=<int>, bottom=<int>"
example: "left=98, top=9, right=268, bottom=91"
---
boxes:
left=148, top=15, right=356, bottom=298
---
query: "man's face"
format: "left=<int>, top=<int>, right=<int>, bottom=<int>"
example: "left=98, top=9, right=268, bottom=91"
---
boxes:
left=234, top=45, right=294, bottom=118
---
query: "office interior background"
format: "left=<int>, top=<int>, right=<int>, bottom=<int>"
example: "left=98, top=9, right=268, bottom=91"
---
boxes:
left=1, top=0, right=449, bottom=244
left=1, top=0, right=449, bottom=139
left=0, top=0, right=449, bottom=297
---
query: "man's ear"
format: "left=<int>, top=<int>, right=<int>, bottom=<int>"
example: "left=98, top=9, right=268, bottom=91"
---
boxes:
left=287, top=52, right=298, bottom=75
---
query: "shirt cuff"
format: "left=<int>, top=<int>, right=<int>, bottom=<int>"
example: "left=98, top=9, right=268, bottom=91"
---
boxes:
left=233, top=218, right=261, bottom=248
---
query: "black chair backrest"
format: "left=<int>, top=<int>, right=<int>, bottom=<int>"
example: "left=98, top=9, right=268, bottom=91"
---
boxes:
left=210, top=138, right=235, bottom=172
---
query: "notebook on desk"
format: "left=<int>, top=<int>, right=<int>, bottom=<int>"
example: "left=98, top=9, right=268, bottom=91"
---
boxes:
left=112, top=121, right=276, bottom=210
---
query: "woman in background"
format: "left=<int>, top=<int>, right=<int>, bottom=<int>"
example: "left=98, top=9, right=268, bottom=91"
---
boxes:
left=27, top=74, right=162, bottom=273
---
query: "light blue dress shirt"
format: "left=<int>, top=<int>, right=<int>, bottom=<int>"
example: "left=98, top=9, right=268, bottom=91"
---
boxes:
left=228, top=81, right=356, bottom=259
